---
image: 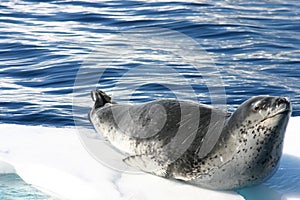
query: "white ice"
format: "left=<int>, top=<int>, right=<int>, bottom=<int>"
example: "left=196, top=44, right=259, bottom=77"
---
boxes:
left=0, top=117, right=299, bottom=200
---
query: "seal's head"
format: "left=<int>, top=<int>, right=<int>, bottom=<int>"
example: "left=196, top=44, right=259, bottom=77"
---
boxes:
left=231, top=96, right=291, bottom=130
left=220, top=96, right=292, bottom=189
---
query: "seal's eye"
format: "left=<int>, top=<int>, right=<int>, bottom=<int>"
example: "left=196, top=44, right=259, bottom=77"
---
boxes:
left=254, top=106, right=260, bottom=111
left=252, top=101, right=261, bottom=112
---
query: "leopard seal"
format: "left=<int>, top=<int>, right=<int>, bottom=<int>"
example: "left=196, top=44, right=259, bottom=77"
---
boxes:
left=89, top=90, right=291, bottom=190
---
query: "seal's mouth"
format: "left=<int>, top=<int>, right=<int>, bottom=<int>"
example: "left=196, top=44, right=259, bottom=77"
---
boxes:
left=262, top=98, right=292, bottom=122
left=270, top=108, right=291, bottom=118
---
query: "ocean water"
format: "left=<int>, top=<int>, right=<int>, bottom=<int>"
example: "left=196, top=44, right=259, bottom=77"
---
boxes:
left=0, top=0, right=299, bottom=199
left=0, top=174, right=53, bottom=200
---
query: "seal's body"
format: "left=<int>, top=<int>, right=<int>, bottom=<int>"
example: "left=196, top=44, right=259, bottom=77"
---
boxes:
left=89, top=90, right=291, bottom=190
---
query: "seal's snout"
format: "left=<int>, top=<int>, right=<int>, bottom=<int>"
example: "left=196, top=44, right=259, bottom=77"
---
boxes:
left=275, top=97, right=289, bottom=106
left=275, top=97, right=291, bottom=112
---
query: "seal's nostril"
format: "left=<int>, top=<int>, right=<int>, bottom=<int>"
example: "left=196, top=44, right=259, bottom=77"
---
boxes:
left=278, top=99, right=284, bottom=104
left=276, top=97, right=290, bottom=107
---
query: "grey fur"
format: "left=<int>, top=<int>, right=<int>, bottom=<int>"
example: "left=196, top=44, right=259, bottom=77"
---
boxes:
left=89, top=90, right=291, bottom=190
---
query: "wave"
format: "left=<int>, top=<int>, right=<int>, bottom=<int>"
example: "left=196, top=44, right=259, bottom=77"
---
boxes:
left=0, top=117, right=300, bottom=200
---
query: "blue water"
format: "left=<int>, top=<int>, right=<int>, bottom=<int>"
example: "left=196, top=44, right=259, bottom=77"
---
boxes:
left=0, top=0, right=299, bottom=199
left=0, top=174, right=53, bottom=200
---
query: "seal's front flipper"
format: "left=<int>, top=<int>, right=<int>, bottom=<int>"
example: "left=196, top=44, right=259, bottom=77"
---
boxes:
left=123, top=155, right=168, bottom=177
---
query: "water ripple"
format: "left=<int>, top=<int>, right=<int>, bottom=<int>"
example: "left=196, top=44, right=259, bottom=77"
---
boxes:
left=0, top=0, right=299, bottom=127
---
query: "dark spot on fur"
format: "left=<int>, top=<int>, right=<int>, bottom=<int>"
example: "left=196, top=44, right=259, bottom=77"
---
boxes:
left=257, top=147, right=262, bottom=152
left=260, top=141, right=264, bottom=144
left=261, top=159, right=268, bottom=165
